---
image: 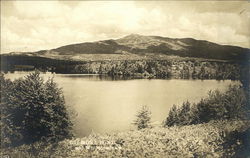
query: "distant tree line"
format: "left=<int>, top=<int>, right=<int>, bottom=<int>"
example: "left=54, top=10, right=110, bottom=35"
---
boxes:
left=0, top=55, right=85, bottom=74
left=72, top=60, right=244, bottom=80
left=2, top=55, right=248, bottom=81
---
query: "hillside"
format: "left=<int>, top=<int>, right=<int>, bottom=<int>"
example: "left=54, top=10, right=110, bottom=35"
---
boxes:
left=3, top=34, right=250, bottom=61
left=2, top=120, right=250, bottom=158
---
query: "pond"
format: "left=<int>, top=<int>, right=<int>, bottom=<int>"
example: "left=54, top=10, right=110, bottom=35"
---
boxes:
left=4, top=72, right=239, bottom=137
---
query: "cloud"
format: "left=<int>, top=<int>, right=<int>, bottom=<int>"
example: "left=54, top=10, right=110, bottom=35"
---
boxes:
left=1, top=1, right=249, bottom=53
left=14, top=1, right=69, bottom=18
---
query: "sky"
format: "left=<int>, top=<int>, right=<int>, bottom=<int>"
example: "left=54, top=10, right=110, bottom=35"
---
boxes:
left=1, top=0, right=249, bottom=54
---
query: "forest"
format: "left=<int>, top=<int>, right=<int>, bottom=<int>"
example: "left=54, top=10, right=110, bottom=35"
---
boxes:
left=71, top=60, right=245, bottom=80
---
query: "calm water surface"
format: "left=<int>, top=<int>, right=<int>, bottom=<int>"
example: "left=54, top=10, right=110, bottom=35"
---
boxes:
left=4, top=72, right=239, bottom=137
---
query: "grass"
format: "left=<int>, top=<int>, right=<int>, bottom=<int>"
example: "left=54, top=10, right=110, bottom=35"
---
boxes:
left=2, top=120, right=249, bottom=158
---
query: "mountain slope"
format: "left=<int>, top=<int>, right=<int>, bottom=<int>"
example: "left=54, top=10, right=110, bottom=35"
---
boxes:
left=3, top=34, right=250, bottom=61
left=50, top=34, right=249, bottom=61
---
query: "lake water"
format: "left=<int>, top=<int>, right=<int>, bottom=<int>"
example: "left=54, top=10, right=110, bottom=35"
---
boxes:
left=4, top=72, right=239, bottom=137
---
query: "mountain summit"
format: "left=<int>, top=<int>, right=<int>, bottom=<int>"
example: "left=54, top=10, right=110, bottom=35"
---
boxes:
left=116, top=34, right=187, bottom=50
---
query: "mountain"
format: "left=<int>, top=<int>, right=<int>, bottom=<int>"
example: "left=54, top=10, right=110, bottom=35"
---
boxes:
left=2, top=34, right=250, bottom=62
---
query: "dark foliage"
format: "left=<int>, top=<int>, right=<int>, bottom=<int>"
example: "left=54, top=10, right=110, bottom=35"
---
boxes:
left=0, top=55, right=84, bottom=73
left=221, top=128, right=250, bottom=158
left=164, top=85, right=249, bottom=127
left=0, top=71, right=73, bottom=147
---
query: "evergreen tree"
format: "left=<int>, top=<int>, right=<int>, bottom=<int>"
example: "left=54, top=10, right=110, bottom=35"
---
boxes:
left=178, top=101, right=191, bottom=125
left=164, top=104, right=178, bottom=127
left=164, top=85, right=248, bottom=127
left=133, top=105, right=151, bottom=130
left=1, top=71, right=73, bottom=147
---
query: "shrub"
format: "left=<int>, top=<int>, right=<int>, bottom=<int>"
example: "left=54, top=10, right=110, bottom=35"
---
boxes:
left=133, top=105, right=151, bottom=130
left=164, top=85, right=248, bottom=127
left=0, top=71, right=73, bottom=147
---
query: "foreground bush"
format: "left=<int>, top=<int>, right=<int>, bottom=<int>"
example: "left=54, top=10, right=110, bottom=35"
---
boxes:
left=1, top=72, right=73, bottom=147
left=164, top=85, right=248, bottom=127
left=2, top=120, right=249, bottom=158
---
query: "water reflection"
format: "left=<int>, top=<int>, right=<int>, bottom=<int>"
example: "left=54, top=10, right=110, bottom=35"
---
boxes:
left=57, top=74, right=149, bottom=81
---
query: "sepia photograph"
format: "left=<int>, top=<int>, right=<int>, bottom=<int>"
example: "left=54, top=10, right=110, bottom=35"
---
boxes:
left=1, top=0, right=250, bottom=157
